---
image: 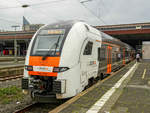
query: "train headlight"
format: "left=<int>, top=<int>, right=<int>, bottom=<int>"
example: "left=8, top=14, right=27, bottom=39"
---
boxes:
left=25, top=65, right=33, bottom=71
left=53, top=67, right=69, bottom=73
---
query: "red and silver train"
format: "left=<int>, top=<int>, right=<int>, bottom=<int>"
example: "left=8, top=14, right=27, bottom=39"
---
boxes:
left=22, top=20, right=134, bottom=102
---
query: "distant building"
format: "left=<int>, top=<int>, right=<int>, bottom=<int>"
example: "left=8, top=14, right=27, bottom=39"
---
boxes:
left=22, top=16, right=44, bottom=31
left=23, top=24, right=44, bottom=31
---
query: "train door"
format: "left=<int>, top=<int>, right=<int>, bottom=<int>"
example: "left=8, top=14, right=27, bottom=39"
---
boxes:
left=107, top=46, right=112, bottom=73
left=80, top=40, right=94, bottom=86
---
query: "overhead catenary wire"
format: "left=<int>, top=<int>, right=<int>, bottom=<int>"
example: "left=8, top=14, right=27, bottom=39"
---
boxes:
left=0, top=0, right=67, bottom=10
left=0, top=17, right=21, bottom=25
left=100, top=0, right=117, bottom=24
left=17, top=0, right=64, bottom=24
left=0, top=0, right=66, bottom=30
left=0, top=0, right=108, bottom=30
left=29, top=6, right=63, bottom=23
left=0, top=20, right=20, bottom=31
left=0, top=5, right=20, bottom=10
left=79, top=1, right=107, bottom=25
left=28, top=0, right=67, bottom=7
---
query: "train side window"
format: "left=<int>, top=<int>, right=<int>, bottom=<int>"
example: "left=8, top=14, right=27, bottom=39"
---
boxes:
left=125, top=51, right=129, bottom=57
left=83, top=41, right=93, bottom=55
left=98, top=45, right=106, bottom=61
left=100, top=47, right=105, bottom=61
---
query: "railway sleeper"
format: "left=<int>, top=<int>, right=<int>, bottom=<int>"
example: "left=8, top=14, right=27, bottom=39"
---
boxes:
left=0, top=68, right=23, bottom=76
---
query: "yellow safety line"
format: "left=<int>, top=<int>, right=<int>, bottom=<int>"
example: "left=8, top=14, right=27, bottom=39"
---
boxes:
left=142, top=69, right=146, bottom=79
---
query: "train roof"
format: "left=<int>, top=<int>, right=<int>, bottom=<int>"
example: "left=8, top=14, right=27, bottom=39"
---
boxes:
left=40, top=20, right=101, bottom=36
left=40, top=20, right=133, bottom=50
left=41, top=20, right=83, bottom=30
left=100, top=31, right=133, bottom=49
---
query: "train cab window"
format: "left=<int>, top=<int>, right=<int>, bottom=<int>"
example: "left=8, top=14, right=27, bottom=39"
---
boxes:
left=30, top=29, right=67, bottom=56
left=83, top=41, right=93, bottom=55
left=31, top=35, right=64, bottom=56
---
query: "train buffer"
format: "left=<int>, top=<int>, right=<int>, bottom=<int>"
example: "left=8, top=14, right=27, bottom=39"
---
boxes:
left=50, top=61, right=150, bottom=113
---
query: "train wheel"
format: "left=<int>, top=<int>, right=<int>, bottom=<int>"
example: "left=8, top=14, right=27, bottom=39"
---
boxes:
left=84, top=85, right=89, bottom=90
left=30, top=91, right=34, bottom=99
left=84, top=78, right=93, bottom=90
left=100, top=73, right=104, bottom=80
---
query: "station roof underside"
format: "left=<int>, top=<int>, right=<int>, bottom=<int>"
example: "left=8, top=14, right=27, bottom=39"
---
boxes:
left=0, top=22, right=150, bottom=45
left=0, top=29, right=150, bottom=41
left=103, top=29, right=150, bottom=41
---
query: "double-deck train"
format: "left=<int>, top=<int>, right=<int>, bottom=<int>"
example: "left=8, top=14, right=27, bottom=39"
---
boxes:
left=22, top=20, right=134, bottom=102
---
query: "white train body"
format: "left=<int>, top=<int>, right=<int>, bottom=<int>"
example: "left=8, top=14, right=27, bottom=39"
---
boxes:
left=22, top=21, right=133, bottom=102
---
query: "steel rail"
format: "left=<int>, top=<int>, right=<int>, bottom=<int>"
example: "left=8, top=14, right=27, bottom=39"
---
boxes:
left=0, top=75, right=23, bottom=82
left=13, top=103, right=38, bottom=113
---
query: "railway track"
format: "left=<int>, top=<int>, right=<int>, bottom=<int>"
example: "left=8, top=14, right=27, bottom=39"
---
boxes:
left=11, top=70, right=120, bottom=113
left=13, top=100, right=67, bottom=113
left=0, top=65, right=24, bottom=82
left=12, top=61, right=134, bottom=113
left=13, top=103, right=38, bottom=113
left=0, top=74, right=23, bottom=82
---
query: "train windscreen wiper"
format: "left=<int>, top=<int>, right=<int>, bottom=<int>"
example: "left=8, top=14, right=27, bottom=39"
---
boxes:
left=54, top=36, right=61, bottom=55
left=42, top=36, right=61, bottom=60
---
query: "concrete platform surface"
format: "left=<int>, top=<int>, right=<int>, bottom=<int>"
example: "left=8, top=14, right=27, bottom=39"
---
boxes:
left=110, top=62, right=150, bottom=113
left=51, top=61, right=150, bottom=113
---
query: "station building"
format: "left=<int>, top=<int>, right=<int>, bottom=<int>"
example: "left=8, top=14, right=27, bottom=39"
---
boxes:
left=0, top=20, right=150, bottom=57
left=0, top=17, right=43, bottom=56
left=0, top=31, right=33, bottom=56
left=96, top=22, right=150, bottom=49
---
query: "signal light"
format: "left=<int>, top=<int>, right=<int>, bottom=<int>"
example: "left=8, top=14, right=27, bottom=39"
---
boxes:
left=53, top=67, right=69, bottom=73
left=25, top=65, right=33, bottom=71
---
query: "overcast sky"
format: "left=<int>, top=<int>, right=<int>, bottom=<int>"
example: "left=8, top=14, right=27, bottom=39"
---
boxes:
left=0, top=0, right=150, bottom=31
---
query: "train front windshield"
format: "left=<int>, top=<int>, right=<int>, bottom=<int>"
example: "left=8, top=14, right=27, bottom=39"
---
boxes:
left=31, top=29, right=65, bottom=56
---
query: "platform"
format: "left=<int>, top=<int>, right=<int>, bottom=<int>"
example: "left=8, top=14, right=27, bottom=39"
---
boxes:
left=50, top=61, right=150, bottom=113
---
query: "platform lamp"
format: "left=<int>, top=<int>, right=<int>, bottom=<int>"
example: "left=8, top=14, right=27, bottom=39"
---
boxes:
left=11, top=25, right=20, bottom=62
